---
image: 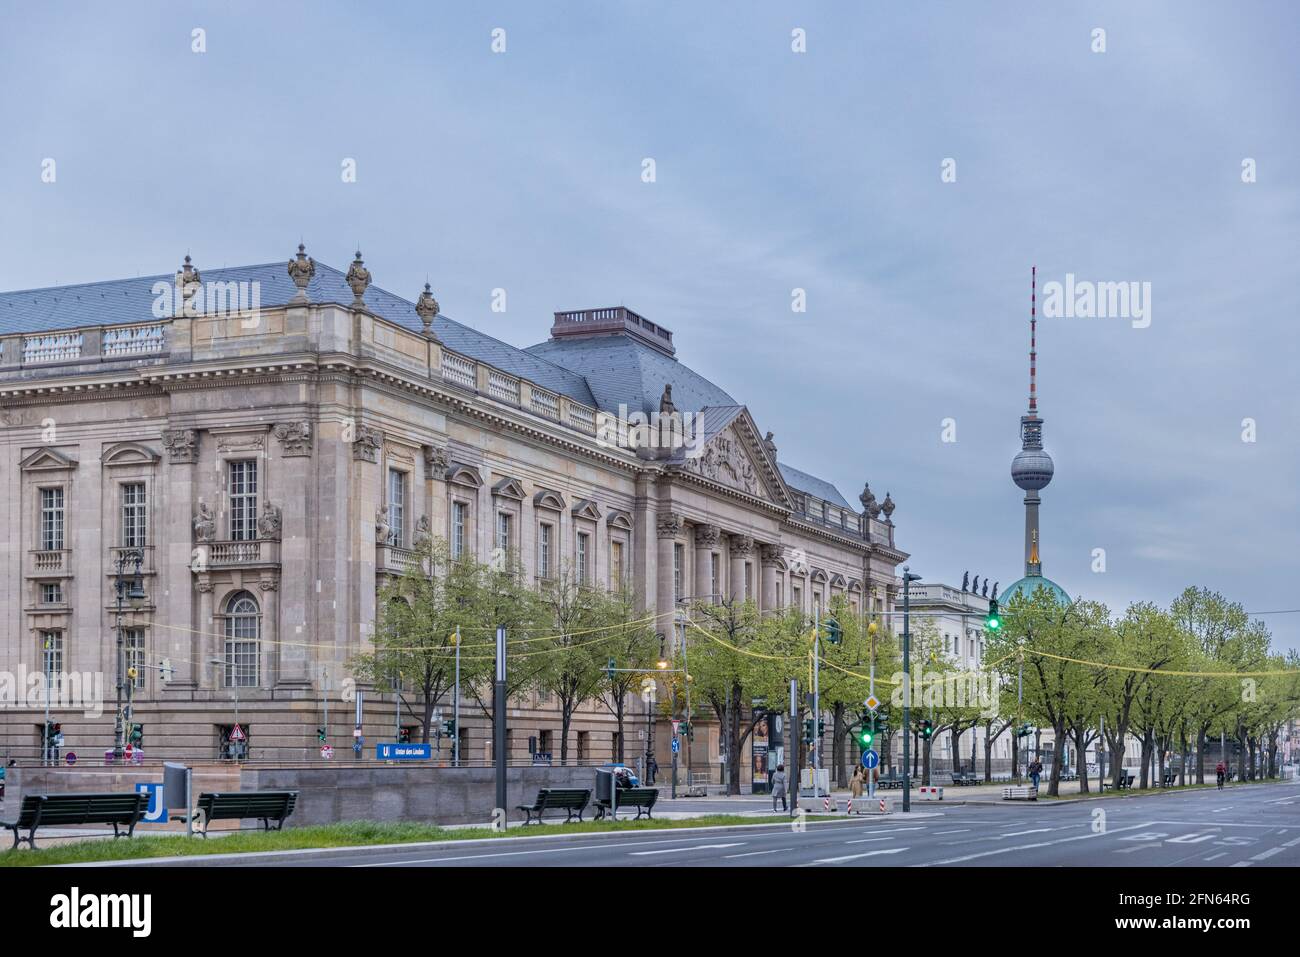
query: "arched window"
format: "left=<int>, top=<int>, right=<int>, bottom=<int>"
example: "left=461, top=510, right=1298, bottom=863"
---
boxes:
left=223, top=591, right=260, bottom=687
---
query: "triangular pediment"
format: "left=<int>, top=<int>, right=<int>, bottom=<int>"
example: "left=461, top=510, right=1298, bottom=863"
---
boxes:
left=20, top=448, right=78, bottom=472
left=671, top=407, right=794, bottom=508
left=571, top=498, right=601, bottom=521
left=492, top=476, right=525, bottom=500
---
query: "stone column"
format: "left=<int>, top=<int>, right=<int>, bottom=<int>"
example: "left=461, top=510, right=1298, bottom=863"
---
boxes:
left=760, top=544, right=782, bottom=611
left=259, top=579, right=281, bottom=688
left=161, top=428, right=199, bottom=691
left=272, top=421, right=312, bottom=688
left=693, top=524, right=718, bottom=604
left=729, top=535, right=754, bottom=603
left=656, top=513, right=682, bottom=646
left=197, top=579, right=216, bottom=687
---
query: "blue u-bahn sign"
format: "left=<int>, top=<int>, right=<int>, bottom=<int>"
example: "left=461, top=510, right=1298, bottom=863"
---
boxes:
left=376, top=742, right=432, bottom=761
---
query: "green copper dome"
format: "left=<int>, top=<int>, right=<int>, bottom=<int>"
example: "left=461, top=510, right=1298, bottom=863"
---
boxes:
left=999, top=575, right=1071, bottom=607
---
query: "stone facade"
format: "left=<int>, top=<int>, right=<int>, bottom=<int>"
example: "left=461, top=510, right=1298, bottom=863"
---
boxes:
left=0, top=254, right=907, bottom=777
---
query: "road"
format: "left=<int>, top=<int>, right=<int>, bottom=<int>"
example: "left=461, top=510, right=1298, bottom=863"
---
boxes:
left=126, top=780, right=1300, bottom=868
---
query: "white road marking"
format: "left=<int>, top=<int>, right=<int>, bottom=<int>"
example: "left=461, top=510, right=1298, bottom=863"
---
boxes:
left=845, top=837, right=896, bottom=844
left=810, top=847, right=908, bottom=864
left=998, top=828, right=1054, bottom=838
left=1203, top=852, right=1227, bottom=861
left=725, top=849, right=784, bottom=859
left=1250, top=847, right=1285, bottom=861
left=1230, top=861, right=1254, bottom=868
left=629, top=842, right=746, bottom=856
left=357, top=837, right=734, bottom=866
left=934, top=829, right=970, bottom=835
left=916, top=822, right=1151, bottom=866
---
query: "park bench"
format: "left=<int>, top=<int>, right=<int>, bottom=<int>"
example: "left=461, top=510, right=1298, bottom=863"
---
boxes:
left=1058, top=769, right=1078, bottom=782
left=1159, top=770, right=1177, bottom=788
left=1101, top=773, right=1135, bottom=792
left=195, top=790, right=297, bottom=837
left=515, top=787, right=591, bottom=825
left=593, top=787, right=658, bottom=820
left=1, top=792, right=148, bottom=849
left=1002, top=785, right=1038, bottom=801
left=877, top=770, right=904, bottom=789
left=951, top=770, right=980, bottom=786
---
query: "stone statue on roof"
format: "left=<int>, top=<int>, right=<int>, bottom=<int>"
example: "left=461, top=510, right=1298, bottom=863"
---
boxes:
left=763, top=431, right=777, bottom=458
left=961, top=570, right=969, bottom=592
left=659, top=384, right=675, bottom=416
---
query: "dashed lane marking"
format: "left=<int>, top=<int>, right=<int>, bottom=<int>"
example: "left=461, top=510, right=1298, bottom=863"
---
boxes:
left=808, top=847, right=908, bottom=865
left=629, top=843, right=746, bottom=857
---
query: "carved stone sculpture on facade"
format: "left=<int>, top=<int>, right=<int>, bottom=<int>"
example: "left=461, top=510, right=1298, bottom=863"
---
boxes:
left=694, top=523, right=720, bottom=548
left=193, top=502, right=216, bottom=542
left=423, top=444, right=449, bottom=473
left=272, top=420, right=313, bottom=457
left=685, top=435, right=760, bottom=496
left=287, top=243, right=315, bottom=303
left=881, top=492, right=895, bottom=521
left=346, top=250, right=372, bottom=307
left=375, top=506, right=391, bottom=544
left=414, top=282, right=441, bottom=339
left=352, top=426, right=384, bottom=463
left=257, top=501, right=283, bottom=541
left=656, top=512, right=682, bottom=539
left=413, top=514, right=432, bottom=547
left=162, top=428, right=199, bottom=464
left=859, top=482, right=878, bottom=517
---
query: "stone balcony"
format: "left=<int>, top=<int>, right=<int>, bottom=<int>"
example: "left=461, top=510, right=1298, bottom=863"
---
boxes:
left=377, top=543, right=425, bottom=577
left=28, top=549, right=70, bottom=577
left=200, top=539, right=280, bottom=570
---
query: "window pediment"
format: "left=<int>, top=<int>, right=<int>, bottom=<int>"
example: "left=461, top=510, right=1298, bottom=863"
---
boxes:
left=20, top=448, right=78, bottom=472
left=605, top=509, right=633, bottom=532
left=533, top=488, right=565, bottom=512
left=492, top=476, right=525, bottom=500
left=445, top=463, right=483, bottom=488
left=571, top=498, right=601, bottom=521
left=102, top=442, right=160, bottom=468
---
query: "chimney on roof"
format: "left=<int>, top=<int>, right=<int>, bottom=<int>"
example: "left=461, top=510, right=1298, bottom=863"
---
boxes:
left=550, top=306, right=675, bottom=357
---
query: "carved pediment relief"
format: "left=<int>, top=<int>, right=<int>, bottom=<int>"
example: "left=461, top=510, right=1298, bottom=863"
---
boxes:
left=20, top=448, right=78, bottom=472
left=681, top=426, right=764, bottom=499
left=606, top=509, right=633, bottom=532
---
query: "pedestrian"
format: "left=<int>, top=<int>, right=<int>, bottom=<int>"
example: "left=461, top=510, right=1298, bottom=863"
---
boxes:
left=1216, top=760, right=1226, bottom=790
left=646, top=754, right=658, bottom=785
left=770, top=763, right=788, bottom=812
left=1029, top=758, right=1042, bottom=790
left=850, top=766, right=864, bottom=800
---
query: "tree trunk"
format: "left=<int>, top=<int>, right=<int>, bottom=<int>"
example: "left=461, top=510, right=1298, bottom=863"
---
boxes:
left=832, top=702, right=848, bottom=789
left=1195, top=726, right=1207, bottom=784
left=1072, top=725, right=1090, bottom=794
left=614, top=694, right=625, bottom=764
left=1047, top=725, right=1066, bottom=796
left=1139, top=731, right=1153, bottom=789
left=560, top=707, right=572, bottom=765
left=912, top=730, right=920, bottom=777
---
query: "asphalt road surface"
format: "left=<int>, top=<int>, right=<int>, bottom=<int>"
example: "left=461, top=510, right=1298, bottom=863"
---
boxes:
left=126, top=780, right=1300, bottom=868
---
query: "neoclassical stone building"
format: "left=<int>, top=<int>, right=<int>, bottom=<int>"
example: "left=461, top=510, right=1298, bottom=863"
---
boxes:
left=0, top=248, right=907, bottom=771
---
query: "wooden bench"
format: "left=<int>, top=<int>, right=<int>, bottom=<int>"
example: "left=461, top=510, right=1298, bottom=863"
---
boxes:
left=877, top=771, right=904, bottom=789
left=1101, top=773, right=1135, bottom=792
left=1159, top=770, right=1177, bottom=788
left=195, top=790, right=298, bottom=837
left=515, top=788, right=591, bottom=825
left=951, top=770, right=980, bottom=786
left=1, top=792, right=148, bottom=849
left=594, top=787, right=658, bottom=820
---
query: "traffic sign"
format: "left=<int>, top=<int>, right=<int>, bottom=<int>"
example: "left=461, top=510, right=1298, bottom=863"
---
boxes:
left=672, top=720, right=681, bottom=735
left=135, top=782, right=167, bottom=823
left=320, top=745, right=334, bottom=759
left=65, top=752, right=76, bottom=766
left=864, top=694, right=881, bottom=712
left=862, top=749, right=880, bottom=770
left=671, top=738, right=680, bottom=754
left=376, top=742, right=431, bottom=761
left=229, top=723, right=246, bottom=742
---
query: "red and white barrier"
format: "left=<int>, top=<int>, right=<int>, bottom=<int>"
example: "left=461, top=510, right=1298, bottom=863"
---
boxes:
left=918, top=786, right=945, bottom=801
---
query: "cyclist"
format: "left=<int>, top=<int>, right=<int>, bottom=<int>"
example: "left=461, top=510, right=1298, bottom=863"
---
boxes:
left=1215, top=760, right=1226, bottom=790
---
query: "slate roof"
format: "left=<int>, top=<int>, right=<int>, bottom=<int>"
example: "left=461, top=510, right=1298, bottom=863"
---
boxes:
left=778, top=462, right=853, bottom=510
left=0, top=261, right=595, bottom=406
left=1, top=260, right=859, bottom=519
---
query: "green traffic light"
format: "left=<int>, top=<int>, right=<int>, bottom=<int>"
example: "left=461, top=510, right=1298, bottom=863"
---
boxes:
left=859, top=728, right=874, bottom=747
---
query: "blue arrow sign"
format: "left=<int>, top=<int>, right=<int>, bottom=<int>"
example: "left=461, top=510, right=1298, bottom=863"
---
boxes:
left=861, top=749, right=880, bottom=770
left=671, top=738, right=680, bottom=754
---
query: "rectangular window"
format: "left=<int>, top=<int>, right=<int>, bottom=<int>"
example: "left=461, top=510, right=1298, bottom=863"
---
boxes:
left=577, top=532, right=590, bottom=584
left=744, top=563, right=752, bottom=600
left=228, top=461, right=258, bottom=541
left=451, top=501, right=467, bottom=559
left=387, top=469, right=406, bottom=547
left=496, top=512, right=511, bottom=555
left=673, top=543, right=684, bottom=602
left=792, top=585, right=802, bottom=609
left=776, top=581, right=783, bottom=608
left=40, top=582, right=62, bottom=604
left=125, top=628, right=146, bottom=690
left=121, top=482, right=147, bottom=548
left=39, top=487, right=64, bottom=550
left=40, top=630, right=63, bottom=692
left=611, top=540, right=624, bottom=589
left=538, top=523, right=553, bottom=578
left=710, top=553, right=719, bottom=600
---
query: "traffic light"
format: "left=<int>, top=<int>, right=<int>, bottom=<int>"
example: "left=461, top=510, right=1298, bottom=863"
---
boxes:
left=442, top=718, right=456, bottom=739
left=802, top=718, right=815, bottom=744
left=858, top=719, right=875, bottom=749
left=316, top=727, right=327, bottom=742
left=398, top=726, right=412, bottom=744
left=605, top=657, right=617, bottom=680
left=130, top=723, right=144, bottom=748
left=985, top=598, right=1002, bottom=632
left=920, top=719, right=933, bottom=740
left=817, top=718, right=825, bottom=736
left=821, top=618, right=842, bottom=645
left=1015, top=723, right=1033, bottom=738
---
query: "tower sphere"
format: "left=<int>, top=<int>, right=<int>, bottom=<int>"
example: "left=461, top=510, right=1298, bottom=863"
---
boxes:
left=1011, top=447, right=1054, bottom=491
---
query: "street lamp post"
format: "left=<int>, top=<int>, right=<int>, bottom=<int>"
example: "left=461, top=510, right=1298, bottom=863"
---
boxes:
left=901, top=567, right=921, bottom=813
left=112, top=550, right=145, bottom=761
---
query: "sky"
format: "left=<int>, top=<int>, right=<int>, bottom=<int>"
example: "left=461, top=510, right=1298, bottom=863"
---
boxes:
left=2, top=1, right=1297, bottom=647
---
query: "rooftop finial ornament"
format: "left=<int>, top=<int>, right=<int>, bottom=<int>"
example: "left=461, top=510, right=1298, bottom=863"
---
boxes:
left=287, top=243, right=315, bottom=303
left=880, top=491, right=895, bottom=521
left=414, top=282, right=440, bottom=338
left=859, top=481, right=878, bottom=516
left=346, top=250, right=371, bottom=308
left=176, top=254, right=201, bottom=315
